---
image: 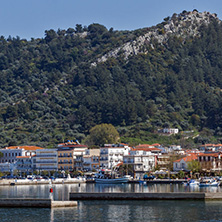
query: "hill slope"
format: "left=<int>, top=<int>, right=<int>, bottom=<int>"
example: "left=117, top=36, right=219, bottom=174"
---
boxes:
left=0, top=10, right=222, bottom=147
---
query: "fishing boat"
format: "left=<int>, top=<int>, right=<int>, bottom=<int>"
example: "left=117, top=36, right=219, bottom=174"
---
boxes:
left=95, top=177, right=130, bottom=184
left=94, top=169, right=130, bottom=184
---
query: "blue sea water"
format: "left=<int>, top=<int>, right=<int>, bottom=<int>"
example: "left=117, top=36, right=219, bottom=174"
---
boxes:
left=0, top=183, right=222, bottom=222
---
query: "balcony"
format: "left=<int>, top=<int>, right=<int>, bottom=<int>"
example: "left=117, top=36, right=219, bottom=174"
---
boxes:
left=58, top=156, right=72, bottom=158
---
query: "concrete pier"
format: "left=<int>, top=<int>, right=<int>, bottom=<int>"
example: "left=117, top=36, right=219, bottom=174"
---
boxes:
left=70, top=192, right=222, bottom=201
left=0, top=198, right=77, bottom=208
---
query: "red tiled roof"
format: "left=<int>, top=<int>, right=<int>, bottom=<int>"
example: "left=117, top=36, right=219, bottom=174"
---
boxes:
left=198, top=153, right=219, bottom=157
left=174, top=154, right=198, bottom=163
left=135, top=144, right=155, bottom=149
left=202, top=144, right=222, bottom=147
left=152, top=143, right=161, bottom=146
left=131, top=147, right=161, bottom=152
left=4, top=146, right=44, bottom=151
left=16, top=156, right=33, bottom=159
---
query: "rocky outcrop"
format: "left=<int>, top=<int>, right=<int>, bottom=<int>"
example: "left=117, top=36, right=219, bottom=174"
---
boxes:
left=92, top=11, right=220, bottom=66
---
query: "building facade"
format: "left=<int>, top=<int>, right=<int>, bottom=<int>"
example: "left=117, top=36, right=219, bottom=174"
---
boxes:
left=57, top=148, right=74, bottom=171
left=100, top=144, right=130, bottom=169
left=33, top=149, right=58, bottom=171
left=83, top=149, right=100, bottom=171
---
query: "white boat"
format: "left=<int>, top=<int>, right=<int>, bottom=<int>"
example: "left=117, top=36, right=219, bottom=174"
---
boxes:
left=95, top=177, right=129, bottom=184
left=94, top=169, right=130, bottom=184
left=199, top=179, right=220, bottom=187
left=186, top=179, right=199, bottom=186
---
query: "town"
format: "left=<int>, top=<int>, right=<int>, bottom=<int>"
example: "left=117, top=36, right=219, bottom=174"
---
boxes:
left=0, top=139, right=221, bottom=181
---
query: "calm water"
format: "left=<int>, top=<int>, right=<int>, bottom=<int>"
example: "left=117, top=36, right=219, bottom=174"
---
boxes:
left=1, top=183, right=222, bottom=221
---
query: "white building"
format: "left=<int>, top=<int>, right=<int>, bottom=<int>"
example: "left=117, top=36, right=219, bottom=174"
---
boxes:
left=16, top=156, right=33, bottom=174
left=33, top=149, right=58, bottom=171
left=100, top=144, right=130, bottom=169
left=0, top=162, right=16, bottom=173
left=173, top=154, right=198, bottom=172
left=0, top=146, right=43, bottom=164
left=163, top=128, right=179, bottom=134
left=123, top=155, right=156, bottom=179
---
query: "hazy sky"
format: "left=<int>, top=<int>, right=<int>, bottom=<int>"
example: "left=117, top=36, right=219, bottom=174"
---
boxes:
left=1, top=0, right=222, bottom=40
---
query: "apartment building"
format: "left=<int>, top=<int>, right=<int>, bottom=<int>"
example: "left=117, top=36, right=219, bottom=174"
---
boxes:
left=83, top=149, right=100, bottom=171
left=100, top=144, right=130, bottom=169
left=33, top=149, right=58, bottom=171
left=0, top=146, right=43, bottom=164
left=57, top=147, right=74, bottom=171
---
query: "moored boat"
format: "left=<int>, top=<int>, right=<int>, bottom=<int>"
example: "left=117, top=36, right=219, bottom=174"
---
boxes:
left=199, top=179, right=220, bottom=187
left=94, top=169, right=130, bottom=184
left=186, top=179, right=199, bottom=186
left=95, top=177, right=129, bottom=184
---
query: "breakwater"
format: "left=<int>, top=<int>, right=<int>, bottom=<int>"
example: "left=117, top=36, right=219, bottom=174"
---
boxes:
left=70, top=192, right=222, bottom=201
left=0, top=198, right=77, bottom=208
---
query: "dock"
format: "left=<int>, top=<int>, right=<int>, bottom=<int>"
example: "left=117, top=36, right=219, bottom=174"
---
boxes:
left=0, top=198, right=77, bottom=208
left=70, top=192, right=222, bottom=201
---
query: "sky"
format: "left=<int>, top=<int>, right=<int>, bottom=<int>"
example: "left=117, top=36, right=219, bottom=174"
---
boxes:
left=1, top=0, right=222, bottom=40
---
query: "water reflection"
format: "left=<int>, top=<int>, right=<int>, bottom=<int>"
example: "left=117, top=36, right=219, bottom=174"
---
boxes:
left=0, top=183, right=222, bottom=201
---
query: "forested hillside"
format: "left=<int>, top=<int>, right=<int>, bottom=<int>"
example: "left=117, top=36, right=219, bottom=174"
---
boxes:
left=0, top=10, right=222, bottom=147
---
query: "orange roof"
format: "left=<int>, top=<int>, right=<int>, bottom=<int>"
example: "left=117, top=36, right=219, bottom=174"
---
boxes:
left=132, top=147, right=161, bottom=152
left=16, top=156, right=33, bottom=159
left=198, top=153, right=219, bottom=157
left=174, top=154, right=198, bottom=163
left=203, top=144, right=222, bottom=147
left=152, top=143, right=161, bottom=146
left=135, top=144, right=155, bottom=149
left=4, top=146, right=44, bottom=151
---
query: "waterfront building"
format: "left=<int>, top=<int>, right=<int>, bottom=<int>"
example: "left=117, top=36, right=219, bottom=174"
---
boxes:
left=83, top=149, right=100, bottom=171
left=156, top=154, right=171, bottom=170
left=16, top=156, right=33, bottom=174
left=100, top=144, right=130, bottom=169
left=57, top=142, right=88, bottom=171
left=198, top=152, right=222, bottom=172
left=173, top=154, right=198, bottom=171
left=33, top=149, right=58, bottom=172
left=0, top=162, right=15, bottom=173
left=123, top=154, right=155, bottom=179
left=57, top=147, right=74, bottom=171
left=0, top=146, right=44, bottom=164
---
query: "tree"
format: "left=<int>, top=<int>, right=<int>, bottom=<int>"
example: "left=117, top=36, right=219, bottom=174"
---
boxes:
left=187, top=160, right=201, bottom=174
left=86, top=123, right=119, bottom=146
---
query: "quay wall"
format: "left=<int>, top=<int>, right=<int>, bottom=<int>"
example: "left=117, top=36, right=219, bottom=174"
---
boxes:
left=70, top=192, right=205, bottom=200
left=0, top=179, right=86, bottom=186
left=0, top=198, right=77, bottom=208
left=70, top=192, right=222, bottom=201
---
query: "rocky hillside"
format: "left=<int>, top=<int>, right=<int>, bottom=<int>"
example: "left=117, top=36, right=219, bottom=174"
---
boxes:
left=92, top=10, right=220, bottom=65
left=0, top=10, right=222, bottom=147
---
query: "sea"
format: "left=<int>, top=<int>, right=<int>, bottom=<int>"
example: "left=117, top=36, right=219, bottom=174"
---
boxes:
left=1, top=183, right=222, bottom=222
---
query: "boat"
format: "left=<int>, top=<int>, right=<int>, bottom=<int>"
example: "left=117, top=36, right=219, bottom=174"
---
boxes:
left=199, top=178, right=220, bottom=187
left=94, top=169, right=130, bottom=184
left=184, top=179, right=199, bottom=186
left=95, top=177, right=129, bottom=184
